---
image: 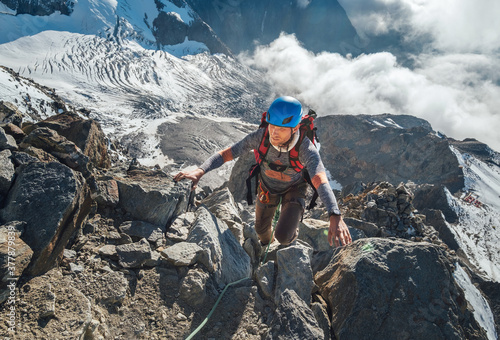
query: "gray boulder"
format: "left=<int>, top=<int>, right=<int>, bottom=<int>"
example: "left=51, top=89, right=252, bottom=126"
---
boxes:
left=179, top=268, right=210, bottom=307
left=0, top=101, right=23, bottom=126
left=0, top=162, right=91, bottom=276
left=187, top=206, right=251, bottom=286
left=116, top=170, right=191, bottom=227
left=93, top=178, right=119, bottom=208
left=275, top=242, right=314, bottom=306
left=267, top=289, right=324, bottom=340
left=0, top=149, right=15, bottom=200
left=166, top=212, right=195, bottom=242
left=119, top=220, right=165, bottom=246
left=161, top=242, right=207, bottom=267
left=20, top=127, right=91, bottom=176
left=33, top=112, right=111, bottom=169
left=0, top=128, right=17, bottom=151
left=315, top=238, right=488, bottom=340
left=201, top=187, right=243, bottom=242
left=255, top=260, right=275, bottom=300
left=343, top=217, right=380, bottom=237
left=116, top=238, right=152, bottom=269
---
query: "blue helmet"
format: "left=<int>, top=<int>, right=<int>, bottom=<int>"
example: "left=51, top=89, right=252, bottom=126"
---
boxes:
left=266, top=96, right=303, bottom=128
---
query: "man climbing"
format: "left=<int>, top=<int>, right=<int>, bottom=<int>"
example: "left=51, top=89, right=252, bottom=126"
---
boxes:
left=174, top=96, right=352, bottom=248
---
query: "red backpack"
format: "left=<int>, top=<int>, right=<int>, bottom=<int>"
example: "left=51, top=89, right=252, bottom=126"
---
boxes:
left=246, top=109, right=320, bottom=209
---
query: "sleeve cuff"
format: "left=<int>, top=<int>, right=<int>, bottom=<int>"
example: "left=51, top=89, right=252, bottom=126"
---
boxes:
left=329, top=209, right=342, bottom=217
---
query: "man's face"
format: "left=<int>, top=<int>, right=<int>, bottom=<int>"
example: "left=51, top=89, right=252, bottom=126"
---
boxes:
left=269, top=124, right=298, bottom=146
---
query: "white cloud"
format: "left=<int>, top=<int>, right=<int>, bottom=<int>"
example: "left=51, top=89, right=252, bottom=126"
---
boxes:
left=338, top=0, right=500, bottom=53
left=241, top=34, right=500, bottom=152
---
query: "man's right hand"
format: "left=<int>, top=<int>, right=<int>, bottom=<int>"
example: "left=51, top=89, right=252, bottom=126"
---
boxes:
left=173, top=168, right=205, bottom=191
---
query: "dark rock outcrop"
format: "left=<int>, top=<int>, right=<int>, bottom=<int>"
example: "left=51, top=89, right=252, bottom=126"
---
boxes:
left=268, top=289, right=324, bottom=340
left=0, top=162, right=92, bottom=276
left=0, top=0, right=74, bottom=16
left=186, top=0, right=358, bottom=54
left=32, top=113, right=111, bottom=169
left=315, top=238, right=488, bottom=340
left=316, top=114, right=464, bottom=193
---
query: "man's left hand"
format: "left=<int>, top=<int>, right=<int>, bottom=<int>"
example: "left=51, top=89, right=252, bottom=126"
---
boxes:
left=328, top=215, right=352, bottom=247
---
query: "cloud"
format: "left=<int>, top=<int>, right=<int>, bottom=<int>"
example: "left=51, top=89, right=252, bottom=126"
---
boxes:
left=338, top=0, right=500, bottom=53
left=241, top=34, right=500, bottom=151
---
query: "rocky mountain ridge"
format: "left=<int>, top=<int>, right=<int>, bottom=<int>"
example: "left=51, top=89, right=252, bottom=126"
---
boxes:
left=0, top=86, right=498, bottom=339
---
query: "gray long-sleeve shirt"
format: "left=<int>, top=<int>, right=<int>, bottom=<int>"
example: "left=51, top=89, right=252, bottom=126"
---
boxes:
left=200, top=128, right=341, bottom=216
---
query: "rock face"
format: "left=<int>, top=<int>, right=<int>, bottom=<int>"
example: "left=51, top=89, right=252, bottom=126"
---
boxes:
left=153, top=4, right=231, bottom=54
left=186, top=0, right=358, bottom=54
left=33, top=113, right=111, bottom=169
left=0, top=162, right=91, bottom=276
left=0, top=0, right=74, bottom=16
left=316, top=114, right=464, bottom=193
left=315, top=238, right=488, bottom=340
left=268, top=289, right=324, bottom=340
left=187, top=206, right=251, bottom=286
left=115, top=169, right=191, bottom=227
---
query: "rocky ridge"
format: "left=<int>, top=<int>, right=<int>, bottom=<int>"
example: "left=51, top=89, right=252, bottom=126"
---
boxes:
left=0, top=99, right=497, bottom=339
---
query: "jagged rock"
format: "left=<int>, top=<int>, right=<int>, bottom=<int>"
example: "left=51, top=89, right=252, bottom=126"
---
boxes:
left=421, top=208, right=460, bottom=251
left=186, top=0, right=357, bottom=55
left=63, top=249, right=76, bottom=260
left=413, top=184, right=459, bottom=223
left=161, top=241, right=207, bottom=267
left=98, top=244, right=118, bottom=260
left=69, top=262, right=84, bottom=274
left=115, top=170, right=191, bottom=227
left=116, top=238, right=152, bottom=268
left=316, top=115, right=464, bottom=193
left=94, top=178, right=119, bottom=208
left=1, top=0, right=74, bottom=16
left=34, top=113, right=111, bottom=169
left=166, top=212, right=195, bottom=242
left=0, top=128, right=17, bottom=151
left=179, top=268, right=210, bottom=307
left=20, top=127, right=91, bottom=175
left=315, top=238, right=488, bottom=340
left=311, top=302, right=332, bottom=340
left=144, top=250, right=161, bottom=267
left=187, top=206, right=251, bottom=286
left=343, top=217, right=380, bottom=237
left=3, top=123, right=26, bottom=143
left=19, top=145, right=58, bottom=163
left=0, top=162, right=92, bottom=276
left=11, top=150, right=39, bottom=166
left=15, top=268, right=92, bottom=340
left=119, top=220, right=165, bottom=246
left=275, top=243, right=314, bottom=306
left=267, top=289, right=324, bottom=340
left=0, top=101, right=23, bottom=126
left=299, top=218, right=335, bottom=252
left=255, top=261, right=275, bottom=300
left=0, top=149, right=15, bottom=200
left=201, top=187, right=243, bottom=242
left=0, top=222, right=33, bottom=304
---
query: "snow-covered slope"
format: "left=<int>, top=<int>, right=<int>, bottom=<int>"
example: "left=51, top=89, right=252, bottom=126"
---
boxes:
left=446, top=146, right=500, bottom=282
left=0, top=0, right=270, bottom=166
left=0, top=66, right=69, bottom=121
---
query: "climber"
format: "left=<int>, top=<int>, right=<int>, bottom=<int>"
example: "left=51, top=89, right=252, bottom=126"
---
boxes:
left=174, top=96, right=352, bottom=248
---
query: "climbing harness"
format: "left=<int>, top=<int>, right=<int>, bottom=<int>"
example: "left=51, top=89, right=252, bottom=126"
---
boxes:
left=245, top=109, right=320, bottom=209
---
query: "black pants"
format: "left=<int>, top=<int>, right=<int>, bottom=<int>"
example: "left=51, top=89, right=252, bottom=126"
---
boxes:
left=255, top=180, right=307, bottom=245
